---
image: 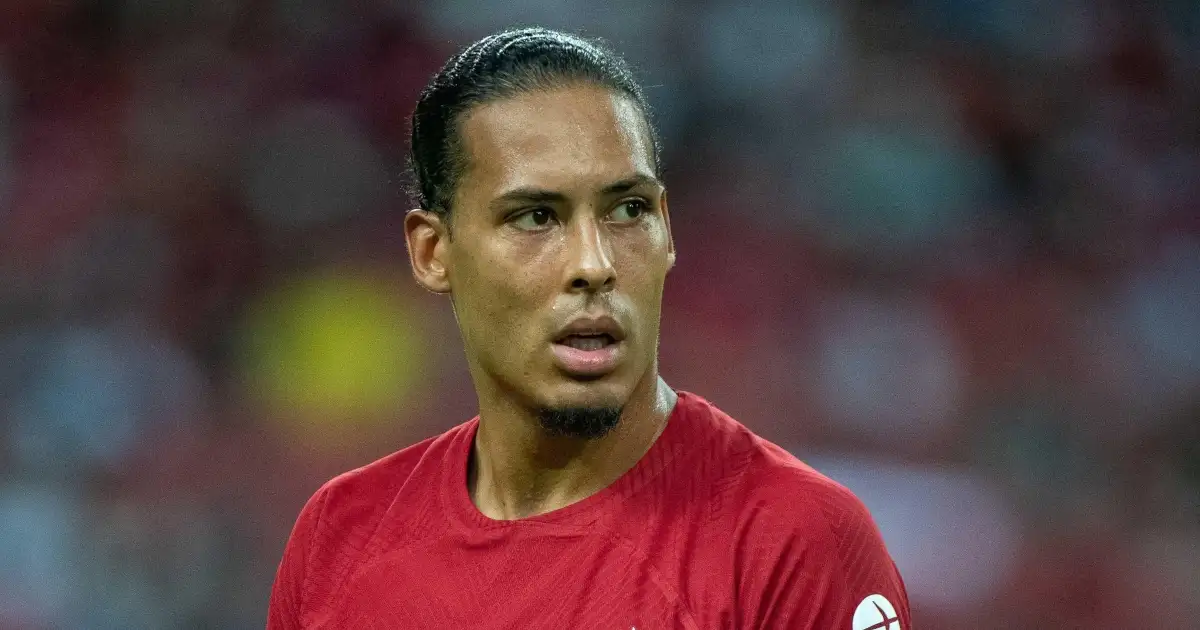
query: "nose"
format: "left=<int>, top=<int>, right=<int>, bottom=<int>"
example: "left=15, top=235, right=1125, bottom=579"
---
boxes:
left=566, top=216, right=616, bottom=293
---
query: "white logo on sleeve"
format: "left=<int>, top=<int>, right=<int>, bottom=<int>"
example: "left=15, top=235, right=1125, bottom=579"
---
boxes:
left=852, top=594, right=900, bottom=630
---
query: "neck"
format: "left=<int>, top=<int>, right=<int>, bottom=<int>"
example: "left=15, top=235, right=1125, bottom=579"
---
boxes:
left=468, top=374, right=676, bottom=520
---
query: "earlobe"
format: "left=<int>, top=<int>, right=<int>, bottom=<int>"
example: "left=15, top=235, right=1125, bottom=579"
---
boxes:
left=404, top=209, right=453, bottom=294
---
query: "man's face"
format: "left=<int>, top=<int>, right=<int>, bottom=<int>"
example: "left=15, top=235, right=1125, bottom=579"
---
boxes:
left=432, top=84, right=674, bottom=417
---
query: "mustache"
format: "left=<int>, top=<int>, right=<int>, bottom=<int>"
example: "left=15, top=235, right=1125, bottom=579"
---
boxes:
left=552, top=294, right=622, bottom=318
left=551, top=296, right=629, bottom=330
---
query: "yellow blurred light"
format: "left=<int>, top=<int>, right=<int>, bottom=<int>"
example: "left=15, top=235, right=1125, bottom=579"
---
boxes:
left=238, top=268, right=424, bottom=434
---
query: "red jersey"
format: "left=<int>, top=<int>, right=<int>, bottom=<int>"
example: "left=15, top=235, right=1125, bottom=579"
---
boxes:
left=267, top=391, right=910, bottom=629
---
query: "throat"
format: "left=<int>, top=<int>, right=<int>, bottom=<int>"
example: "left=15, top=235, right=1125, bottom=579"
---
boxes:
left=467, top=412, right=623, bottom=520
left=468, top=445, right=597, bottom=520
left=466, top=376, right=677, bottom=521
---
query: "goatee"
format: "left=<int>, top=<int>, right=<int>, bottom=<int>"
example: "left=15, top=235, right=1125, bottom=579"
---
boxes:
left=536, top=406, right=623, bottom=440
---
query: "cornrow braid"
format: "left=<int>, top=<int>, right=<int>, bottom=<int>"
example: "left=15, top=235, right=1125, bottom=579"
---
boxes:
left=408, top=27, right=660, bottom=230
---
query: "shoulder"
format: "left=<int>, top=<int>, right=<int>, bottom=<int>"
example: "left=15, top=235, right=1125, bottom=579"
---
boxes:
left=681, top=398, right=909, bottom=626
left=304, top=421, right=468, bottom=534
left=738, top=436, right=890, bottom=577
left=675, top=392, right=870, bottom=532
left=271, top=421, right=472, bottom=626
left=293, top=421, right=470, bottom=582
left=683, top=393, right=888, bottom=561
left=741, top=437, right=877, bottom=548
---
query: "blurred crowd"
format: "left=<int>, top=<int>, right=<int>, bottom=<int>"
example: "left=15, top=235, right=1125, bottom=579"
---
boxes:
left=0, top=0, right=1197, bottom=628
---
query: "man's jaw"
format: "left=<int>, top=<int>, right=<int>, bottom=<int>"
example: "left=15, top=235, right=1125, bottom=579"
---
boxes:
left=536, top=405, right=623, bottom=440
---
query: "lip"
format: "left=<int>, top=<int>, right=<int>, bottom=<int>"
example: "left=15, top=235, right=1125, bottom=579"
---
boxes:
left=551, top=342, right=623, bottom=377
left=553, top=315, right=627, bottom=343
left=551, top=314, right=626, bottom=377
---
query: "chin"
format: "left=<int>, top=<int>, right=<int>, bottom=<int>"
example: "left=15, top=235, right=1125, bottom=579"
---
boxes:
left=544, top=375, right=632, bottom=410
left=534, top=378, right=630, bottom=440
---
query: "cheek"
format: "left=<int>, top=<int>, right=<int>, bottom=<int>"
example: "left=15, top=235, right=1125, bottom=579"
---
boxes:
left=617, top=226, right=672, bottom=293
left=614, top=239, right=671, bottom=343
left=455, top=242, right=554, bottom=342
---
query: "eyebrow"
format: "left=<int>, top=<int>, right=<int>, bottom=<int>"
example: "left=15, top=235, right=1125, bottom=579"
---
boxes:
left=490, top=174, right=663, bottom=208
left=599, top=174, right=662, bottom=196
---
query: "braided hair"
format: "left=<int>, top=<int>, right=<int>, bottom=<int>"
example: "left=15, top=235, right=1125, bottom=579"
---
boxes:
left=409, top=27, right=660, bottom=228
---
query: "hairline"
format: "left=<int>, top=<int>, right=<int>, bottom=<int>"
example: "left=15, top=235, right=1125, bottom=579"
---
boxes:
left=438, top=81, right=660, bottom=234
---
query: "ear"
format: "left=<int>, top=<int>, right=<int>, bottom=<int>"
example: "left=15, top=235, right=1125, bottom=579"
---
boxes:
left=660, top=189, right=676, bottom=271
left=404, top=209, right=452, bottom=294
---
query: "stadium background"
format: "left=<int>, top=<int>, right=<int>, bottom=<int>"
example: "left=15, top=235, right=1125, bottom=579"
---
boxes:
left=1, top=0, right=1197, bottom=627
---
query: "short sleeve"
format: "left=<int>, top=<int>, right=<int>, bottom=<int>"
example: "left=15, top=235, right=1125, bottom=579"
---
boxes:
left=736, top=483, right=911, bottom=629
left=266, top=487, right=330, bottom=630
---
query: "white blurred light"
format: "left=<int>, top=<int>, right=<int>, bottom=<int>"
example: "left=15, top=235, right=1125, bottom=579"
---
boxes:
left=813, top=290, right=964, bottom=448
left=0, top=483, right=83, bottom=628
left=800, top=453, right=1022, bottom=615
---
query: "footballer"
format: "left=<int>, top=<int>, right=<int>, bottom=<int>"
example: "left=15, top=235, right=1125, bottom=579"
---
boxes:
left=268, top=27, right=910, bottom=629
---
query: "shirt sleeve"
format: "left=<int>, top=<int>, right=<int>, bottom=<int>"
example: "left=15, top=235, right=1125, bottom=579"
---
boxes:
left=737, top=484, right=911, bottom=630
left=266, top=487, right=330, bottom=630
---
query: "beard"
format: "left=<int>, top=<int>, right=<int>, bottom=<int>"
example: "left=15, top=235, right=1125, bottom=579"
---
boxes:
left=536, top=406, right=623, bottom=440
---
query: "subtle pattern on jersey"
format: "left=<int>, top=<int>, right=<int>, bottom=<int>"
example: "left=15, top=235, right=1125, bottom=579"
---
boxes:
left=267, top=391, right=910, bottom=629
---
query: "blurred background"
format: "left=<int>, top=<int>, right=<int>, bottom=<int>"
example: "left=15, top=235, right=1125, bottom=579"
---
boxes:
left=0, top=0, right=1197, bottom=627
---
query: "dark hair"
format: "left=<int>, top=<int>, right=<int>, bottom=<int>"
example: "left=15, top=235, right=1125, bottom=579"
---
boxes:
left=409, top=27, right=660, bottom=225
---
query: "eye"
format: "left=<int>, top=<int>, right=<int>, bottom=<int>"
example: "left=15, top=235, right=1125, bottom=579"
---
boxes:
left=609, top=199, right=648, bottom=224
left=511, top=207, right=556, bottom=231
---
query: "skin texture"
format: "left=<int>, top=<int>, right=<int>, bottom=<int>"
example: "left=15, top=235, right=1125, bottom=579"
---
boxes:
left=404, top=84, right=678, bottom=520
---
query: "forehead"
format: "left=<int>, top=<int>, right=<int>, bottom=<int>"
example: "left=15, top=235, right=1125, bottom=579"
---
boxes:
left=455, top=84, right=656, bottom=201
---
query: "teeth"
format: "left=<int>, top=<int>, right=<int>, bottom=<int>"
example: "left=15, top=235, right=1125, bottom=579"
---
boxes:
left=564, top=335, right=610, bottom=351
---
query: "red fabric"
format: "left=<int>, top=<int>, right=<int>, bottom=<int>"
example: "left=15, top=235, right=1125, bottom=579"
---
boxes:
left=267, top=391, right=910, bottom=629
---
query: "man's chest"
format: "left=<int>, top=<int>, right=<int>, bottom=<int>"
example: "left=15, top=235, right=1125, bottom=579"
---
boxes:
left=314, top=533, right=720, bottom=630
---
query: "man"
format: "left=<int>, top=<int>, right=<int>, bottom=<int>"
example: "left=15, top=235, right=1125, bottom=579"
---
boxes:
left=268, top=27, right=910, bottom=629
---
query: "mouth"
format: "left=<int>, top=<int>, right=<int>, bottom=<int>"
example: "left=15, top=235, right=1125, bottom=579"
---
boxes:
left=551, top=317, right=625, bottom=377
left=556, top=332, right=617, bottom=351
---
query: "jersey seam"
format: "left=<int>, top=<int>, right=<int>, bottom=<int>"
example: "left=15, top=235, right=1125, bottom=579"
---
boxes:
left=811, top=499, right=857, bottom=624
left=706, top=431, right=757, bottom=524
left=605, top=530, right=704, bottom=630
left=298, top=485, right=332, bottom=622
left=316, top=462, right=425, bottom=621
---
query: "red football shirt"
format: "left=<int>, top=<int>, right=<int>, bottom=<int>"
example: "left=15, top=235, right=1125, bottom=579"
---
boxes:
left=267, top=391, right=910, bottom=629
